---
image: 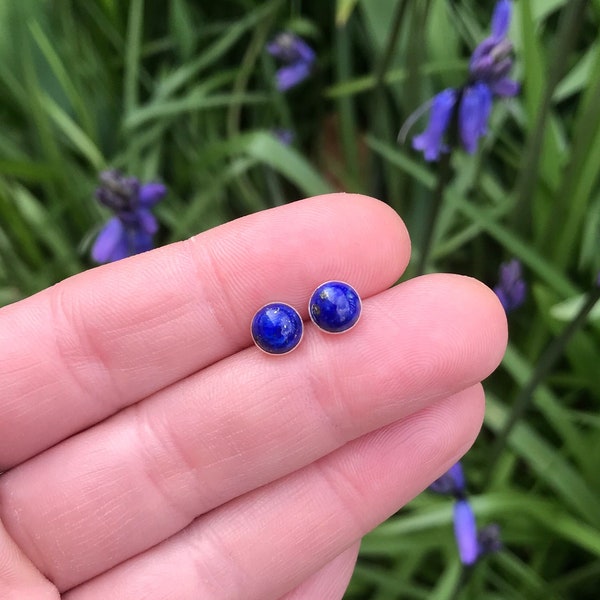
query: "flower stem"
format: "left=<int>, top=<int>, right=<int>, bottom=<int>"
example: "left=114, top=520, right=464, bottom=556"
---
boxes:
left=484, top=284, right=600, bottom=488
left=373, top=0, right=408, bottom=91
left=448, top=564, right=472, bottom=600
left=416, top=149, right=452, bottom=275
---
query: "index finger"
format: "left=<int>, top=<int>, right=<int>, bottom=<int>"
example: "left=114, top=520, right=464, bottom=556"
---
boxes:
left=0, top=194, right=410, bottom=468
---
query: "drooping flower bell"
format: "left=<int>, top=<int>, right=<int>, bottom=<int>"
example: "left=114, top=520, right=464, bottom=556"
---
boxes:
left=453, top=499, right=480, bottom=566
left=493, top=259, right=526, bottom=313
left=430, top=463, right=502, bottom=566
left=453, top=501, right=503, bottom=566
left=429, top=462, right=466, bottom=497
left=266, top=33, right=316, bottom=92
left=412, top=89, right=458, bottom=162
left=91, top=170, right=166, bottom=264
left=411, top=0, right=518, bottom=161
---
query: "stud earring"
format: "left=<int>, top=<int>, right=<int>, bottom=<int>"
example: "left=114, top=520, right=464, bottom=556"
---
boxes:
left=251, top=302, right=304, bottom=355
left=308, top=281, right=362, bottom=334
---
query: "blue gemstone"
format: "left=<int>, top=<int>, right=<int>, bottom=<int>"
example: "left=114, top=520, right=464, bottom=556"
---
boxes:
left=251, top=302, right=303, bottom=355
left=309, top=281, right=362, bottom=334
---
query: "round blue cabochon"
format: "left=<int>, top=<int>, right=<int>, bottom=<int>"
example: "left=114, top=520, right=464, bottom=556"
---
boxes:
left=251, top=302, right=303, bottom=355
left=309, top=281, right=361, bottom=334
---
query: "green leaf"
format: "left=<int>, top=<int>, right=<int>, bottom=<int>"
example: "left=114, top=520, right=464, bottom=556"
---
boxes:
left=29, top=20, right=95, bottom=138
left=152, top=1, right=279, bottom=103
left=502, top=342, right=590, bottom=464
left=169, top=0, right=196, bottom=59
left=554, top=43, right=598, bottom=102
left=485, top=396, right=600, bottom=529
left=7, top=182, right=81, bottom=275
left=325, top=61, right=465, bottom=98
left=125, top=92, right=268, bottom=129
left=336, top=0, right=360, bottom=26
left=0, top=160, right=56, bottom=182
left=242, top=132, right=333, bottom=197
left=550, top=293, right=600, bottom=322
left=124, top=0, right=144, bottom=114
left=42, top=94, right=105, bottom=170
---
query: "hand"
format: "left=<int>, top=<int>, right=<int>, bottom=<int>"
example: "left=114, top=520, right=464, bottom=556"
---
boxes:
left=0, top=194, right=507, bottom=600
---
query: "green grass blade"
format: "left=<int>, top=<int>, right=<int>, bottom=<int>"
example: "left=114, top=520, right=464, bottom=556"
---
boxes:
left=124, top=0, right=144, bottom=114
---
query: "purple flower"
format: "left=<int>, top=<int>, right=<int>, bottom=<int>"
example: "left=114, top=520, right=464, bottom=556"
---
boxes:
left=267, top=33, right=315, bottom=91
left=493, top=259, right=526, bottom=313
left=91, top=170, right=166, bottom=264
left=453, top=500, right=479, bottom=566
left=478, top=523, right=503, bottom=556
left=429, top=462, right=466, bottom=497
left=453, top=500, right=502, bottom=566
left=272, top=128, right=295, bottom=145
left=469, top=0, right=519, bottom=97
left=459, top=82, right=493, bottom=154
left=411, top=0, right=518, bottom=161
left=413, top=90, right=458, bottom=162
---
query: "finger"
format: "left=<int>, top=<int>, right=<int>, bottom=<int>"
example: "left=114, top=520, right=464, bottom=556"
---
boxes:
left=63, top=386, right=485, bottom=600
left=64, top=543, right=360, bottom=600
left=278, top=543, right=359, bottom=600
left=0, top=193, right=409, bottom=468
left=0, top=275, right=506, bottom=591
left=0, top=518, right=59, bottom=600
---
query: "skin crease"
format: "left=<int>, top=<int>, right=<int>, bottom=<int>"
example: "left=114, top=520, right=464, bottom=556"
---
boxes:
left=278, top=544, right=361, bottom=600
left=0, top=194, right=508, bottom=599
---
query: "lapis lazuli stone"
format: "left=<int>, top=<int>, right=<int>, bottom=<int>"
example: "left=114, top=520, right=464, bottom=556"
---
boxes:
left=251, top=302, right=303, bottom=355
left=309, top=281, right=361, bottom=334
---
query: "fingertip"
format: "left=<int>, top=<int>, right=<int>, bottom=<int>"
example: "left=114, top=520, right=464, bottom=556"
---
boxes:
left=305, top=193, right=411, bottom=286
left=280, top=542, right=360, bottom=600
left=409, top=273, right=508, bottom=381
left=452, top=274, right=509, bottom=376
left=195, top=192, right=412, bottom=310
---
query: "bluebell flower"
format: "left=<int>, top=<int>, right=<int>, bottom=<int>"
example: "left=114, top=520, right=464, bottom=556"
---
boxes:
left=431, top=464, right=502, bottom=565
left=493, top=259, right=526, bottom=313
left=469, top=0, right=519, bottom=97
left=413, top=89, right=458, bottom=162
left=453, top=499, right=479, bottom=566
left=459, top=82, right=493, bottom=154
left=453, top=501, right=503, bottom=565
left=266, top=33, right=315, bottom=91
left=429, top=462, right=466, bottom=497
left=411, top=0, right=518, bottom=161
left=91, top=170, right=166, bottom=264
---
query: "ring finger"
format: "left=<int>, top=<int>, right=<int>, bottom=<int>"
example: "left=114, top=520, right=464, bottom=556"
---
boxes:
left=63, top=386, right=485, bottom=600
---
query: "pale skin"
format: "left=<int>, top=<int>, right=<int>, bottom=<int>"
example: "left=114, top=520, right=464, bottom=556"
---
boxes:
left=0, top=194, right=507, bottom=599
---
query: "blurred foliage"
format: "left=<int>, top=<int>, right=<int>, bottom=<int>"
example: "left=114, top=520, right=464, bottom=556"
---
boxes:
left=0, top=0, right=599, bottom=598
